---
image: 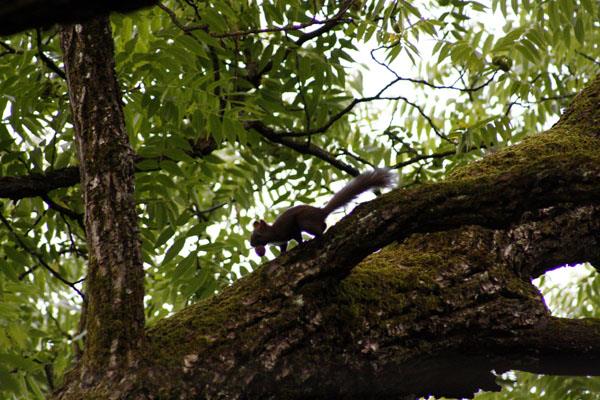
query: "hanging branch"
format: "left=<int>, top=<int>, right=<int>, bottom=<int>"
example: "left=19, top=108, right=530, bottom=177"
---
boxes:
left=0, top=211, right=85, bottom=299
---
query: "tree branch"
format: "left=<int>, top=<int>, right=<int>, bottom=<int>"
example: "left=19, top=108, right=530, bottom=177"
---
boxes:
left=157, top=1, right=352, bottom=40
left=0, top=211, right=85, bottom=299
left=268, top=77, right=454, bottom=144
left=391, top=149, right=456, bottom=169
left=245, top=120, right=360, bottom=176
left=370, top=45, right=499, bottom=93
left=36, top=28, right=66, bottom=79
left=0, top=167, right=80, bottom=200
left=0, top=136, right=217, bottom=201
left=41, top=194, right=84, bottom=228
left=497, top=317, right=600, bottom=375
left=0, top=0, right=158, bottom=35
left=294, top=0, right=354, bottom=46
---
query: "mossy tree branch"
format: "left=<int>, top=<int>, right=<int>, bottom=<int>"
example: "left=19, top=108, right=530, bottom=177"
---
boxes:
left=53, top=74, right=600, bottom=398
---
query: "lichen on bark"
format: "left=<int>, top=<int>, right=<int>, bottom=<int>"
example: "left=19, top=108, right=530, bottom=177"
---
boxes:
left=56, top=16, right=146, bottom=397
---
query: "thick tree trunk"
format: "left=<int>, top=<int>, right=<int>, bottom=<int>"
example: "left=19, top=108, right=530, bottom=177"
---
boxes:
left=57, top=17, right=145, bottom=393
left=53, top=40, right=600, bottom=398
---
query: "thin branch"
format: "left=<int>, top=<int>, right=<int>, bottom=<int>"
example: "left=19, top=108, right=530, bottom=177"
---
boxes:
left=276, top=77, right=404, bottom=138
left=370, top=45, right=499, bottom=93
left=295, top=0, right=354, bottom=46
left=157, top=2, right=352, bottom=39
left=576, top=50, right=600, bottom=66
left=157, top=3, right=207, bottom=33
left=245, top=120, right=360, bottom=176
left=218, top=17, right=352, bottom=39
left=538, top=93, right=577, bottom=102
left=41, top=194, right=84, bottom=228
left=192, top=201, right=229, bottom=224
left=0, top=211, right=85, bottom=299
left=62, top=213, right=87, bottom=251
left=505, top=93, right=577, bottom=115
left=36, top=28, right=66, bottom=79
left=0, top=40, right=21, bottom=54
left=391, top=150, right=456, bottom=169
left=267, top=73, right=453, bottom=144
left=336, top=148, right=375, bottom=168
left=198, top=201, right=229, bottom=215
left=18, top=264, right=39, bottom=280
left=378, top=95, right=451, bottom=143
left=24, top=209, right=47, bottom=236
left=181, top=0, right=201, bottom=20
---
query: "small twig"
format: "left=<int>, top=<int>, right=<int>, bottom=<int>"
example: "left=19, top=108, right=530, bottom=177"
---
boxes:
left=182, top=0, right=201, bottom=20
left=294, top=51, right=311, bottom=131
left=336, top=148, right=375, bottom=168
left=391, top=150, right=456, bottom=170
left=44, top=364, right=55, bottom=391
left=157, top=3, right=207, bottom=33
left=158, top=2, right=351, bottom=39
left=370, top=45, right=498, bottom=93
left=18, top=264, right=39, bottom=280
left=276, top=90, right=453, bottom=145
left=538, top=93, right=577, bottom=102
left=0, top=211, right=85, bottom=299
left=576, top=50, right=600, bottom=66
left=0, top=40, right=21, bottom=54
left=192, top=201, right=229, bottom=223
left=24, top=209, right=47, bottom=236
left=48, top=312, right=72, bottom=340
left=295, top=0, right=354, bottom=46
left=41, top=194, right=84, bottom=228
left=35, top=28, right=66, bottom=79
left=217, top=17, right=352, bottom=39
left=198, top=201, right=229, bottom=215
left=379, top=95, right=451, bottom=143
left=62, top=213, right=87, bottom=252
left=245, top=120, right=360, bottom=176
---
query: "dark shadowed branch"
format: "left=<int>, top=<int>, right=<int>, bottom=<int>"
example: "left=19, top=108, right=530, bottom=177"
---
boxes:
left=245, top=120, right=360, bottom=176
left=0, top=0, right=158, bottom=35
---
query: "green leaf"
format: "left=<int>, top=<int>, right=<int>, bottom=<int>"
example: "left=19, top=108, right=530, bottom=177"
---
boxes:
left=574, top=15, right=585, bottom=44
left=163, top=237, right=186, bottom=265
left=155, top=226, right=175, bottom=248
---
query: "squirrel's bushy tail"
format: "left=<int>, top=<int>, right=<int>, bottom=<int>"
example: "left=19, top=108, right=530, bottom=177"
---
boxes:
left=322, top=169, right=395, bottom=215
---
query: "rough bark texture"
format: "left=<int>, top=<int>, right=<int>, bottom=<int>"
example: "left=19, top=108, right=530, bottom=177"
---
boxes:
left=0, top=0, right=157, bottom=36
left=57, top=17, right=145, bottom=392
left=53, top=59, right=600, bottom=399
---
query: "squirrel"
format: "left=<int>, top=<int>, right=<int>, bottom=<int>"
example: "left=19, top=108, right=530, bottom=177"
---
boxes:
left=250, top=169, right=395, bottom=256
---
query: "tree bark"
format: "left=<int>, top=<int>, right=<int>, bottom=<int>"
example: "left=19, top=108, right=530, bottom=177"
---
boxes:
left=57, top=17, right=146, bottom=392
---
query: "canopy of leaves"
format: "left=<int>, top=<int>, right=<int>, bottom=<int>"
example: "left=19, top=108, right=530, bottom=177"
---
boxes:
left=0, top=0, right=598, bottom=398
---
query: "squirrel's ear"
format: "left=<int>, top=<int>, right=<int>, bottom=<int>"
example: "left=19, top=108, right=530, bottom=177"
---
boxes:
left=253, top=220, right=260, bottom=229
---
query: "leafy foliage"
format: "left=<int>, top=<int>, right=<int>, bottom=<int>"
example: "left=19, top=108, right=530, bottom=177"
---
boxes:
left=0, top=0, right=598, bottom=398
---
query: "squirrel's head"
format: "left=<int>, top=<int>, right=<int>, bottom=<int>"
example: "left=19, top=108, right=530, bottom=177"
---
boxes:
left=250, top=220, right=269, bottom=256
